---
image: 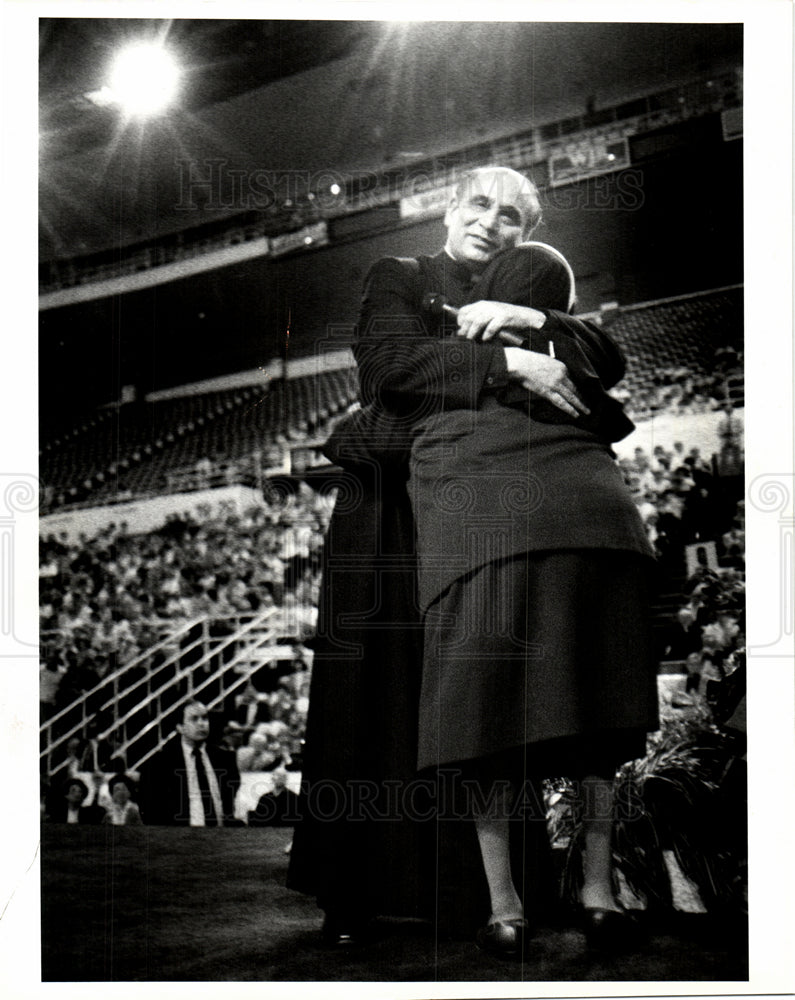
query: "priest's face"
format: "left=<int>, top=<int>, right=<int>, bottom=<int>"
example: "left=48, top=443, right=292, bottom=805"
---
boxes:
left=444, top=169, right=534, bottom=269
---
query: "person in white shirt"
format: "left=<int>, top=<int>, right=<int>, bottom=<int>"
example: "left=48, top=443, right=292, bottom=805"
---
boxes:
left=102, top=774, right=143, bottom=826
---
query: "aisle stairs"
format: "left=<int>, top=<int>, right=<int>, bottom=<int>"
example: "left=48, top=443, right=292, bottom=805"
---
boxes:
left=40, top=609, right=295, bottom=777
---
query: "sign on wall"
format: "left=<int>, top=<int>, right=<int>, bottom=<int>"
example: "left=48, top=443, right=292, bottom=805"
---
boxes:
left=548, top=136, right=631, bottom=187
left=399, top=183, right=455, bottom=221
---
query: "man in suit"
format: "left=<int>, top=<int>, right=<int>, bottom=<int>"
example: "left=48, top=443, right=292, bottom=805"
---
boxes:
left=141, top=700, right=240, bottom=826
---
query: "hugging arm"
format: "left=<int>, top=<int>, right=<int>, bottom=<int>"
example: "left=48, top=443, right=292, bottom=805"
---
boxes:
left=354, top=257, right=506, bottom=414
left=451, top=245, right=634, bottom=438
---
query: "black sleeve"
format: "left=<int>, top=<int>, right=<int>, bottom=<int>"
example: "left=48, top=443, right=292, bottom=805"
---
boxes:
left=517, top=311, right=635, bottom=441
left=468, top=242, right=627, bottom=393
left=354, top=257, right=506, bottom=414
left=536, top=310, right=627, bottom=391
left=137, top=758, right=163, bottom=825
left=138, top=749, right=180, bottom=825
left=476, top=244, right=634, bottom=442
left=214, top=748, right=241, bottom=824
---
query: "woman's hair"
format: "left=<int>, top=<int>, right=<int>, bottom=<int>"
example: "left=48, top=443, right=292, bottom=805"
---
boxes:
left=62, top=777, right=88, bottom=801
left=108, top=774, right=135, bottom=796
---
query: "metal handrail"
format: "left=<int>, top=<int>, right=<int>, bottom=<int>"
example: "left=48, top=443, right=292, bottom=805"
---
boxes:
left=43, top=617, right=205, bottom=730
left=102, top=616, right=277, bottom=759
left=40, top=609, right=284, bottom=776
left=40, top=617, right=207, bottom=769
left=124, top=629, right=280, bottom=772
left=43, top=629, right=211, bottom=778
left=132, top=675, right=255, bottom=774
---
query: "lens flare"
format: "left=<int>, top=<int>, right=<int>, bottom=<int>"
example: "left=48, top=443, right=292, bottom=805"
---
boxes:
left=108, top=43, right=180, bottom=116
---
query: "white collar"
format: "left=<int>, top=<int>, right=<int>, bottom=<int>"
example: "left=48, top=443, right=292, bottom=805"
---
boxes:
left=181, top=737, right=207, bottom=757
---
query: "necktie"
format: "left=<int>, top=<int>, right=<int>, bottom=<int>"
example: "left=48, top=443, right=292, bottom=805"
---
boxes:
left=193, top=747, right=218, bottom=826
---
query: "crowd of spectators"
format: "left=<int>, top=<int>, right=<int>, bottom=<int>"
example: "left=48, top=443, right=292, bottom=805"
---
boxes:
left=611, top=348, right=743, bottom=419
left=617, top=434, right=743, bottom=565
left=42, top=768, right=143, bottom=825
left=40, top=488, right=334, bottom=721
left=667, top=500, right=746, bottom=716
left=223, top=654, right=311, bottom=773
left=617, top=438, right=745, bottom=731
left=42, top=433, right=746, bottom=781
left=620, top=442, right=710, bottom=556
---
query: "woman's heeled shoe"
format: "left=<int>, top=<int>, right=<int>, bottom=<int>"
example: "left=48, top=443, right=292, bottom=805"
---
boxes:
left=475, top=917, right=529, bottom=959
left=580, top=907, right=642, bottom=952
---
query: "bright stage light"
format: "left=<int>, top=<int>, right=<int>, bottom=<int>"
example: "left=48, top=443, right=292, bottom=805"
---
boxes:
left=108, top=43, right=180, bottom=116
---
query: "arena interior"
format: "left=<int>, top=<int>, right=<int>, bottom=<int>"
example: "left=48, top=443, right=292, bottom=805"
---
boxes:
left=34, top=17, right=755, bottom=985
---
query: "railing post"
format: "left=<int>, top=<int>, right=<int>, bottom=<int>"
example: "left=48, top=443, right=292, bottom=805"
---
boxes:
left=187, top=626, right=195, bottom=698
left=43, top=719, right=50, bottom=776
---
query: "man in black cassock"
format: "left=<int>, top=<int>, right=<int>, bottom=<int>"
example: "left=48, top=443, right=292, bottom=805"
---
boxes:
left=288, top=167, right=656, bottom=953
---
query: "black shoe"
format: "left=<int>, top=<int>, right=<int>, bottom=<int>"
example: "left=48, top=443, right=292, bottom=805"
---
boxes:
left=581, top=907, right=642, bottom=952
left=475, top=917, right=530, bottom=959
left=321, top=912, right=371, bottom=948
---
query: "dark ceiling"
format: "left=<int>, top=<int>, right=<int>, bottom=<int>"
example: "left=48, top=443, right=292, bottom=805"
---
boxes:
left=39, top=20, right=368, bottom=154
left=39, top=19, right=742, bottom=261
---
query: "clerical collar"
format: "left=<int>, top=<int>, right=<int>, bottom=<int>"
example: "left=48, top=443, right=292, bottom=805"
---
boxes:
left=441, top=248, right=480, bottom=285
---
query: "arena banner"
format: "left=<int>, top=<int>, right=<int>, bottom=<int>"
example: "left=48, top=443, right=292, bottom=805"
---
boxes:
left=39, top=236, right=272, bottom=310
left=39, top=484, right=266, bottom=542
left=721, top=106, right=743, bottom=141
left=399, top=182, right=455, bottom=221
left=548, top=134, right=631, bottom=187
left=269, top=221, right=328, bottom=257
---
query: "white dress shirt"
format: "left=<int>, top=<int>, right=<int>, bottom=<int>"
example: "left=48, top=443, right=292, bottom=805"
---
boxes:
left=181, top=738, right=224, bottom=826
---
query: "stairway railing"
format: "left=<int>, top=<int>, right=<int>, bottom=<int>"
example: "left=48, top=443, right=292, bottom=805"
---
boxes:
left=112, top=612, right=292, bottom=773
left=40, top=609, right=293, bottom=778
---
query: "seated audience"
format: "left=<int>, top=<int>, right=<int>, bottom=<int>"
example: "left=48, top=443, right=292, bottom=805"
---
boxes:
left=102, top=774, right=143, bottom=826
left=247, top=766, right=301, bottom=827
left=39, top=494, right=334, bottom=716
left=46, top=777, right=105, bottom=824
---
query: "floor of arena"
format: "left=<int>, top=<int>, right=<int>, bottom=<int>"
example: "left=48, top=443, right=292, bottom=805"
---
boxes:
left=41, top=825, right=748, bottom=983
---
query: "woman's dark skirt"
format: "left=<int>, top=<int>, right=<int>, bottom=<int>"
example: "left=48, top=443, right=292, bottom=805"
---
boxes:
left=418, top=549, right=658, bottom=774
left=286, top=470, right=556, bottom=934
